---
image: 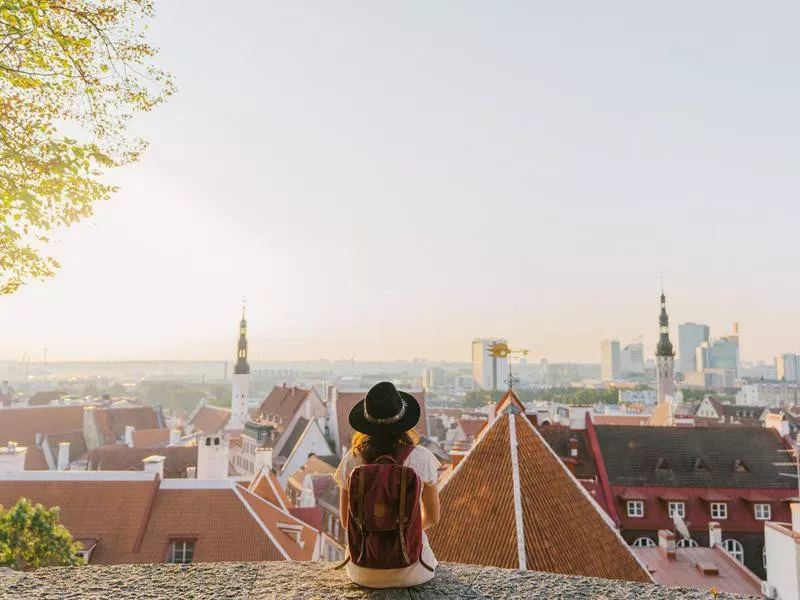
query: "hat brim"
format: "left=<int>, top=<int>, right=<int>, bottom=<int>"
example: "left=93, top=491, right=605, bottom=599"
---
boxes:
left=348, top=391, right=421, bottom=437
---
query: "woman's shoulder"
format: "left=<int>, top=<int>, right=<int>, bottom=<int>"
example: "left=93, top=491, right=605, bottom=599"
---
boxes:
left=409, top=444, right=436, bottom=462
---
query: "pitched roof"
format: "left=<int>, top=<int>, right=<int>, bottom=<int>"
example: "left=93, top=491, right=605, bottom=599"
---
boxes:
left=458, top=418, right=487, bottom=438
left=634, top=546, right=762, bottom=596
left=0, top=474, right=317, bottom=564
left=130, top=428, right=171, bottom=448
left=28, top=391, right=67, bottom=406
left=87, top=445, right=197, bottom=478
left=248, top=467, right=291, bottom=511
left=334, top=389, right=428, bottom=453
left=92, top=407, right=160, bottom=445
left=428, top=390, right=651, bottom=583
left=189, top=405, right=231, bottom=434
left=287, top=455, right=337, bottom=490
left=42, top=430, right=88, bottom=466
left=536, top=426, right=597, bottom=480
left=277, top=417, right=309, bottom=460
left=593, top=425, right=796, bottom=488
left=256, top=386, right=312, bottom=425
left=0, top=405, right=85, bottom=470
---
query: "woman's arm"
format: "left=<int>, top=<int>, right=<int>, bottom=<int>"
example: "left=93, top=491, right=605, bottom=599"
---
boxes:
left=339, top=488, right=349, bottom=529
left=420, top=483, right=440, bottom=531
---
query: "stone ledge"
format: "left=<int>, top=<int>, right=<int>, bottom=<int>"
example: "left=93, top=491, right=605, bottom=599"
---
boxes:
left=0, top=561, right=754, bottom=599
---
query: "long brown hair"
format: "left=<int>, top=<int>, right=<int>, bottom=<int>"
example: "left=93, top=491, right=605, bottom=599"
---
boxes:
left=351, top=428, right=420, bottom=464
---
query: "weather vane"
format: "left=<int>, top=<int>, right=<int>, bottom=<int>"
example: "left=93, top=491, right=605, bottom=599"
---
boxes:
left=487, top=342, right=529, bottom=390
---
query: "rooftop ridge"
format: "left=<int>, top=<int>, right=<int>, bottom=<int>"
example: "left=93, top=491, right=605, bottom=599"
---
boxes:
left=0, top=471, right=156, bottom=482
left=508, top=415, right=527, bottom=570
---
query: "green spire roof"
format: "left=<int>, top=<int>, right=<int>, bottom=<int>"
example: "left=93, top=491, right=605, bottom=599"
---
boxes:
left=656, top=293, right=674, bottom=357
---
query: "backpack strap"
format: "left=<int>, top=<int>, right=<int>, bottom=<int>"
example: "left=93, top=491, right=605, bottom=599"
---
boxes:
left=355, top=468, right=367, bottom=563
left=397, top=464, right=411, bottom=564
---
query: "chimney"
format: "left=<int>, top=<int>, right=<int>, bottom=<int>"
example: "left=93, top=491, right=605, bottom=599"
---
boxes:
left=0, top=442, right=27, bottom=473
left=57, top=442, right=70, bottom=471
left=658, top=530, right=676, bottom=559
left=568, top=437, right=579, bottom=458
left=169, top=429, right=181, bottom=446
left=143, top=455, right=165, bottom=480
left=709, top=522, right=722, bottom=548
left=124, top=425, right=135, bottom=448
left=186, top=466, right=197, bottom=479
left=35, top=432, right=43, bottom=448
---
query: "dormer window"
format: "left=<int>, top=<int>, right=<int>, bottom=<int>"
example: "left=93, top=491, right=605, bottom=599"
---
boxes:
left=627, top=500, right=644, bottom=518
left=734, top=459, right=748, bottom=473
left=711, top=502, right=728, bottom=520
left=655, top=457, right=670, bottom=471
left=277, top=522, right=305, bottom=548
left=167, top=539, right=195, bottom=564
left=754, top=503, right=771, bottom=520
left=694, top=458, right=709, bottom=471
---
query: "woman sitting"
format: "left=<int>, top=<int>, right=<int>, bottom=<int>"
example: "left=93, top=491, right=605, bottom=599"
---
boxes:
left=334, top=381, right=441, bottom=589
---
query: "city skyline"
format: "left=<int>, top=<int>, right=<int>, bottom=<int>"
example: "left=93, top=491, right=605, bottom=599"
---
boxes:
left=3, top=2, right=800, bottom=363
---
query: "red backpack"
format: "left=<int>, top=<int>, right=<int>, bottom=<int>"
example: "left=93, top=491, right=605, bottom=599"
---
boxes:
left=336, top=445, right=433, bottom=572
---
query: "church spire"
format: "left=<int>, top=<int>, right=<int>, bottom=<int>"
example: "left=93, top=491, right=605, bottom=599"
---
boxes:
left=234, top=302, right=250, bottom=375
left=656, top=291, right=674, bottom=357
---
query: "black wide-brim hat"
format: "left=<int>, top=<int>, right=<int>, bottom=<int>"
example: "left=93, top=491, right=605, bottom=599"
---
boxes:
left=349, top=381, right=421, bottom=436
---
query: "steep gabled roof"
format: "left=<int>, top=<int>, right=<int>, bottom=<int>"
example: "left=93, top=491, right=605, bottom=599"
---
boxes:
left=0, top=405, right=85, bottom=470
left=594, top=425, right=796, bottom=488
left=249, top=467, right=291, bottom=511
left=286, top=455, right=337, bottom=490
left=277, top=417, right=309, bottom=460
left=86, top=445, right=197, bottom=478
left=256, top=386, right=312, bottom=425
left=428, top=390, right=651, bottom=583
left=189, top=405, right=231, bottom=434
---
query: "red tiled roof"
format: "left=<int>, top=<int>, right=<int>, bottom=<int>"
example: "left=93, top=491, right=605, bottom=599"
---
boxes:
left=287, top=455, right=337, bottom=490
left=189, top=406, right=230, bottom=434
left=0, top=405, right=85, bottom=470
left=249, top=468, right=291, bottom=511
left=458, top=418, right=487, bottom=438
left=634, top=546, right=762, bottom=596
left=334, top=390, right=428, bottom=453
left=428, top=389, right=651, bottom=582
left=289, top=507, right=323, bottom=531
left=42, top=430, right=88, bottom=465
left=256, top=386, right=311, bottom=425
left=0, top=476, right=317, bottom=564
left=131, top=428, right=171, bottom=448
left=87, top=445, right=197, bottom=478
left=0, top=479, right=154, bottom=564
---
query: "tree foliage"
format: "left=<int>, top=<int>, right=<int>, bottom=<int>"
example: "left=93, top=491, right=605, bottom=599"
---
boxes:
left=0, top=497, right=83, bottom=570
left=1, top=0, right=174, bottom=294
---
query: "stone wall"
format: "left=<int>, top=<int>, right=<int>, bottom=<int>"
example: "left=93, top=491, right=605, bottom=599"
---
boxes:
left=0, top=562, right=755, bottom=599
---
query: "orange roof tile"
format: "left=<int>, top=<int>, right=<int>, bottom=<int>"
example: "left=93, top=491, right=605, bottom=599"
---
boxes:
left=249, top=468, right=291, bottom=511
left=131, top=428, right=171, bottom=448
left=92, top=407, right=160, bottom=445
left=335, top=390, right=428, bottom=453
left=287, top=455, right=337, bottom=490
left=87, top=445, right=197, bottom=478
left=189, top=406, right=230, bottom=434
left=457, top=418, right=487, bottom=438
left=256, top=386, right=311, bottom=425
left=429, top=391, right=651, bottom=583
left=0, top=405, right=85, bottom=470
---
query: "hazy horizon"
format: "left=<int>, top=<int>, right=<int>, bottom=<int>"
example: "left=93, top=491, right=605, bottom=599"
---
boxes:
left=2, top=2, right=800, bottom=364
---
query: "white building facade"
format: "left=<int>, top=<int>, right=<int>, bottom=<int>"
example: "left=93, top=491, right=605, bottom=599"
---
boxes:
left=471, top=338, right=509, bottom=391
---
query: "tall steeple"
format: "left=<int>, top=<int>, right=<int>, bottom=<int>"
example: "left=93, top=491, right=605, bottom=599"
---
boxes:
left=656, top=292, right=675, bottom=357
left=228, top=302, right=250, bottom=431
left=234, top=303, right=250, bottom=375
left=650, top=288, right=676, bottom=426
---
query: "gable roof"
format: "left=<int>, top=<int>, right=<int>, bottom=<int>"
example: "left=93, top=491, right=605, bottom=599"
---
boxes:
left=256, top=386, right=312, bottom=426
left=86, top=445, right=197, bottom=478
left=189, top=405, right=231, bottom=434
left=0, top=473, right=317, bottom=564
left=130, top=428, right=171, bottom=448
left=91, top=407, right=160, bottom=445
left=428, top=390, right=651, bottom=582
left=593, top=425, right=796, bottom=488
left=334, top=389, right=428, bottom=453
left=536, top=426, right=597, bottom=480
left=0, top=405, right=85, bottom=470
left=458, top=418, right=487, bottom=438
left=249, top=467, right=291, bottom=511
left=41, top=430, right=88, bottom=467
left=277, top=417, right=309, bottom=460
left=287, top=455, right=337, bottom=490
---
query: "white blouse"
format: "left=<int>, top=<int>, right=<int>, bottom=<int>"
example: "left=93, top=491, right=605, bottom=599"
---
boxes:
left=334, top=445, right=441, bottom=589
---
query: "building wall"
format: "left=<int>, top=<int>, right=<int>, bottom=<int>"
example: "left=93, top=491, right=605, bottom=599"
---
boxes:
left=620, top=343, right=645, bottom=375
left=678, top=323, right=710, bottom=374
left=776, top=354, right=800, bottom=382
left=471, top=338, right=508, bottom=391
left=765, top=523, right=799, bottom=600
left=600, top=340, right=621, bottom=381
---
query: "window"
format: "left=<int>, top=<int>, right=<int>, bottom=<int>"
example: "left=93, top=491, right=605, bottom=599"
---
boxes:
left=710, top=502, right=728, bottom=520
left=668, top=502, right=686, bottom=519
left=632, top=537, right=655, bottom=547
left=627, top=500, right=644, bottom=518
left=677, top=538, right=698, bottom=548
left=167, top=540, right=195, bottom=564
left=754, top=503, right=771, bottom=520
left=722, top=539, right=744, bottom=563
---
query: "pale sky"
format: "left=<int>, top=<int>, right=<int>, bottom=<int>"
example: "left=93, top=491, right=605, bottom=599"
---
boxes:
left=2, top=1, right=800, bottom=363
